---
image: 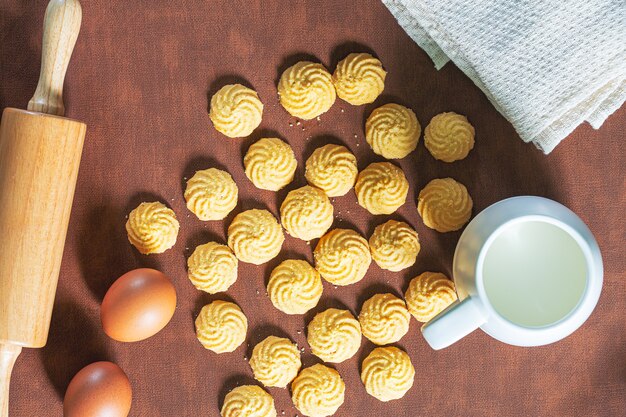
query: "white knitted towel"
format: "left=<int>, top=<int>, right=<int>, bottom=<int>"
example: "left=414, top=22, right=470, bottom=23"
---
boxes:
left=382, top=0, right=626, bottom=153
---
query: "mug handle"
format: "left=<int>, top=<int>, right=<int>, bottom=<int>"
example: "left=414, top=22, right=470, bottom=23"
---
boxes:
left=421, top=297, right=488, bottom=350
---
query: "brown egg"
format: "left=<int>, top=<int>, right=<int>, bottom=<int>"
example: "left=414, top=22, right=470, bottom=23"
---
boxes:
left=64, top=361, right=132, bottom=417
left=101, top=268, right=177, bottom=342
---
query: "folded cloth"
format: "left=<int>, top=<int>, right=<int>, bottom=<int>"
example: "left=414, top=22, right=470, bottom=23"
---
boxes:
left=382, top=0, right=626, bottom=153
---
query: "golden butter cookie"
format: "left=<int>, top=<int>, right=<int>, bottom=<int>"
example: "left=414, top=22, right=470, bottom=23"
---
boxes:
left=313, top=228, right=371, bottom=286
left=280, top=185, right=334, bottom=241
left=267, top=260, right=323, bottom=315
left=365, top=103, right=421, bottom=159
left=184, top=168, right=238, bottom=221
left=126, top=201, right=179, bottom=254
left=358, top=293, right=410, bottom=345
left=332, top=53, right=386, bottom=105
left=221, top=385, right=277, bottom=417
left=249, top=336, right=301, bottom=388
left=424, top=112, right=475, bottom=162
left=361, top=346, right=415, bottom=402
left=278, top=61, right=336, bottom=120
left=355, top=162, right=409, bottom=215
left=305, top=144, right=358, bottom=197
left=195, top=300, right=248, bottom=353
left=369, top=220, right=420, bottom=272
left=291, top=364, right=345, bottom=417
left=209, top=84, right=263, bottom=138
left=228, top=209, right=284, bottom=265
left=187, top=242, right=238, bottom=294
left=307, top=308, right=362, bottom=363
left=405, top=271, right=458, bottom=322
left=417, top=177, right=473, bottom=232
left=244, top=138, right=297, bottom=191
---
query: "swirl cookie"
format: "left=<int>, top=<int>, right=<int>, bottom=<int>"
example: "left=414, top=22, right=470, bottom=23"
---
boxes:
left=307, top=308, right=362, bottom=363
left=355, top=162, right=409, bottom=215
left=228, top=209, right=284, bottom=265
left=405, top=272, right=458, bottom=322
left=184, top=168, right=238, bottom=221
left=369, top=220, right=420, bottom=272
left=267, top=260, right=323, bottom=315
left=221, top=385, right=277, bottom=417
left=305, top=144, right=358, bottom=197
left=361, top=346, right=415, bottom=402
left=195, top=300, right=248, bottom=353
left=278, top=61, right=336, bottom=120
left=126, top=201, right=179, bottom=254
left=244, top=138, right=297, bottom=191
left=424, top=112, right=475, bottom=162
left=291, top=364, right=345, bottom=417
left=332, top=53, right=386, bottom=105
left=280, top=185, right=334, bottom=241
left=313, top=228, right=371, bottom=286
left=365, top=103, right=421, bottom=159
left=417, top=177, right=473, bottom=232
left=249, top=336, right=301, bottom=388
left=209, top=84, right=263, bottom=138
left=187, top=242, right=238, bottom=294
left=359, top=293, right=411, bottom=345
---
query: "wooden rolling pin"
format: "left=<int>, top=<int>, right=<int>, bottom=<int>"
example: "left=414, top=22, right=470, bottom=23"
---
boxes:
left=0, top=1, right=84, bottom=415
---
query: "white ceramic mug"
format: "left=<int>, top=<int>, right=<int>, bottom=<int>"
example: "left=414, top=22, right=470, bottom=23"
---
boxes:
left=422, top=196, right=603, bottom=350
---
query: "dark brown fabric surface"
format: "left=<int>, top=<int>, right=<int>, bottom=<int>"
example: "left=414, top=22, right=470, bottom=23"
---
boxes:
left=2, top=1, right=625, bottom=416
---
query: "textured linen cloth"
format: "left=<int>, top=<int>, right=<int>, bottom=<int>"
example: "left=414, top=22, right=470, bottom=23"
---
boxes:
left=382, top=0, right=626, bottom=153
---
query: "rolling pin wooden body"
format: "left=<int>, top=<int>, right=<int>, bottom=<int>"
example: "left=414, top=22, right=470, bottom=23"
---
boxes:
left=0, top=109, right=86, bottom=348
left=0, top=1, right=83, bottom=415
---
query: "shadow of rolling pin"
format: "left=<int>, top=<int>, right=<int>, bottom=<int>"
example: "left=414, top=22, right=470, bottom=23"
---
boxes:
left=0, top=1, right=84, bottom=415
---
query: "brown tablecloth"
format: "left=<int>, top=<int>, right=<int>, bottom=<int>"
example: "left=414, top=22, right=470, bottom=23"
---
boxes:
left=2, top=1, right=625, bottom=416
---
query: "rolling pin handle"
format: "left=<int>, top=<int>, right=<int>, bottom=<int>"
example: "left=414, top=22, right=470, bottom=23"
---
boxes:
left=0, top=344, right=22, bottom=417
left=27, top=0, right=82, bottom=116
